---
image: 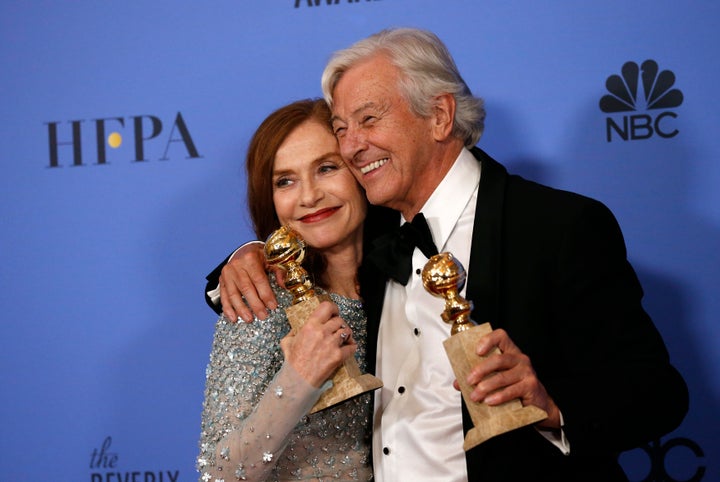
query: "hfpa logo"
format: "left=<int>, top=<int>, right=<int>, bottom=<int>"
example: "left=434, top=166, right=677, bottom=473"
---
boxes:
left=44, top=112, right=202, bottom=168
left=600, top=60, right=683, bottom=142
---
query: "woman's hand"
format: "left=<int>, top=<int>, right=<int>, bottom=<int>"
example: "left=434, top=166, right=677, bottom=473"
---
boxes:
left=280, top=300, right=357, bottom=388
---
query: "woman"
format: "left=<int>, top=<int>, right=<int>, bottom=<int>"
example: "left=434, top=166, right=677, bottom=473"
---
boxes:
left=196, top=99, right=373, bottom=481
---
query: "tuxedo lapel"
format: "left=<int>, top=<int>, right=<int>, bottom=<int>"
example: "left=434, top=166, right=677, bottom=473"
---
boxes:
left=461, top=148, right=509, bottom=480
left=465, top=147, right=508, bottom=328
left=359, top=204, right=399, bottom=374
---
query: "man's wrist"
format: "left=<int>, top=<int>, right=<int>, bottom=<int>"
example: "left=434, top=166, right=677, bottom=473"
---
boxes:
left=229, top=240, right=265, bottom=262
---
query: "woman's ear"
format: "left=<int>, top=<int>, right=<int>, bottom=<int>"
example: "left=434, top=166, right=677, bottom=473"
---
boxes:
left=431, top=93, right=456, bottom=141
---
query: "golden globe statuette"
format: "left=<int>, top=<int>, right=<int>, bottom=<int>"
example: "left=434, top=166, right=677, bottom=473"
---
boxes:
left=422, top=252, right=547, bottom=450
left=264, top=225, right=382, bottom=414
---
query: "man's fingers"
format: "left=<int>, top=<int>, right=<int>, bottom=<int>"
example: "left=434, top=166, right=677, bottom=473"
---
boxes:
left=236, top=282, right=268, bottom=321
left=220, top=281, right=238, bottom=322
left=229, top=295, right=254, bottom=323
left=475, top=328, right=519, bottom=357
left=220, top=265, right=260, bottom=322
left=217, top=242, right=279, bottom=321
left=248, top=266, right=278, bottom=311
left=269, top=265, right=286, bottom=290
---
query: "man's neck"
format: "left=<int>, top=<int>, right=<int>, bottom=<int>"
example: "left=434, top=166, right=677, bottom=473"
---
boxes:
left=400, top=143, right=464, bottom=221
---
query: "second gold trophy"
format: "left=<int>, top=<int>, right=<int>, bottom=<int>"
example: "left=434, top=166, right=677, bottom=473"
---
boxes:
left=422, top=252, right=547, bottom=450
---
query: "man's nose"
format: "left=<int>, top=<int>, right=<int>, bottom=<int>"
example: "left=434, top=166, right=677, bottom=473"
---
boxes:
left=339, top=126, right=367, bottom=162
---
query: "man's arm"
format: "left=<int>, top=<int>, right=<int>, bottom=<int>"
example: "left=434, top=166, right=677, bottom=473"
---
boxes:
left=204, top=241, right=278, bottom=322
left=465, top=328, right=561, bottom=430
left=204, top=256, right=229, bottom=315
left=461, top=195, right=687, bottom=455
left=543, top=199, right=688, bottom=453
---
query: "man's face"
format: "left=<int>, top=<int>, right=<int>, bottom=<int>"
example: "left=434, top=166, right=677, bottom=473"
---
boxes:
left=330, top=54, right=439, bottom=218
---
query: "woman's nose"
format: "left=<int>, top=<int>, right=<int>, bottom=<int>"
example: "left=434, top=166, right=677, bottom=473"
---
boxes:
left=300, top=180, right=323, bottom=206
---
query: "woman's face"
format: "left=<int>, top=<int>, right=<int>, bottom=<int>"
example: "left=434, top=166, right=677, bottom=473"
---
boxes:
left=272, top=119, right=367, bottom=251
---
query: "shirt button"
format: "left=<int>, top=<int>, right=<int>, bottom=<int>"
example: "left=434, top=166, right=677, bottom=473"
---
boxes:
left=398, top=386, right=406, bottom=394
left=415, top=268, right=421, bottom=275
left=413, top=327, right=421, bottom=336
left=383, top=447, right=390, bottom=455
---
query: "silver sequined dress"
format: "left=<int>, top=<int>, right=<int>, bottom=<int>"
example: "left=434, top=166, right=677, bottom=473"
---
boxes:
left=197, top=279, right=373, bottom=481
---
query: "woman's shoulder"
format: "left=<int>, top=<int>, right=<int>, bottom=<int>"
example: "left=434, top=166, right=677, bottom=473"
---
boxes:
left=327, top=291, right=365, bottom=327
left=211, top=275, right=293, bottom=340
left=268, top=272, right=294, bottom=309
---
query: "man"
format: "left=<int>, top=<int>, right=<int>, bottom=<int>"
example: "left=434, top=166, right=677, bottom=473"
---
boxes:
left=206, top=28, right=688, bottom=481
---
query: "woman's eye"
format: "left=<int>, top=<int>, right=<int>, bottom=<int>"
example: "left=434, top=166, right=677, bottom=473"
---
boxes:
left=274, top=177, right=292, bottom=188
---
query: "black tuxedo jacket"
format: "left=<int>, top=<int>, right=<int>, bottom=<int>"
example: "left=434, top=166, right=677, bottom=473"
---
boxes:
left=357, top=148, right=688, bottom=481
left=205, top=148, right=688, bottom=481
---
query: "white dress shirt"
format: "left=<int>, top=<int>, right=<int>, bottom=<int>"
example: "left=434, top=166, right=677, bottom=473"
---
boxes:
left=372, top=148, right=570, bottom=481
left=373, top=148, right=480, bottom=481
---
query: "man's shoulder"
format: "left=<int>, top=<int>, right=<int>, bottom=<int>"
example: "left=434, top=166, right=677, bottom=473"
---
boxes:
left=365, top=204, right=399, bottom=233
left=507, top=174, right=594, bottom=203
left=469, top=146, right=614, bottom=221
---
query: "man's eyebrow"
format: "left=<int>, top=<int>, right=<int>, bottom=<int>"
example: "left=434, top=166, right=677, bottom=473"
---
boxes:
left=331, top=102, right=378, bottom=124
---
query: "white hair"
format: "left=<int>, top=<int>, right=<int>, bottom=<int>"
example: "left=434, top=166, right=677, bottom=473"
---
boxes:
left=321, top=27, right=485, bottom=147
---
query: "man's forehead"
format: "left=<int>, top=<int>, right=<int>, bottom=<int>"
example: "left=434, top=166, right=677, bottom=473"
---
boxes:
left=333, top=56, right=396, bottom=111
left=331, top=101, right=383, bottom=122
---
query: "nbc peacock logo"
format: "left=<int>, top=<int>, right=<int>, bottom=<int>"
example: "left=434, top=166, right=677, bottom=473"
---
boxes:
left=600, top=60, right=683, bottom=142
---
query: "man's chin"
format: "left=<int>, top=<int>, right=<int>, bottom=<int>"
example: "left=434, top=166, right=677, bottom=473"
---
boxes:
left=365, top=189, right=394, bottom=208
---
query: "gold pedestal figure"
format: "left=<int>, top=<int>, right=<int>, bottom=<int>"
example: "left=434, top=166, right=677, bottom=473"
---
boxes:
left=422, top=252, right=547, bottom=450
left=265, top=226, right=382, bottom=414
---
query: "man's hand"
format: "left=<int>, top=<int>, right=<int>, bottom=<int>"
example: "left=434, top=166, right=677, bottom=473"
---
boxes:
left=463, top=328, right=561, bottom=430
left=220, top=242, right=279, bottom=322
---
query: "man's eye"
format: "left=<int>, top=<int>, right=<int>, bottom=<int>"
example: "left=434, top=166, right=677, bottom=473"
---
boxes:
left=319, top=164, right=338, bottom=174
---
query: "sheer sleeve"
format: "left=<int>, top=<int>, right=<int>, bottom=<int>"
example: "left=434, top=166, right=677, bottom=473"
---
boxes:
left=197, top=286, right=374, bottom=482
left=197, top=300, right=323, bottom=481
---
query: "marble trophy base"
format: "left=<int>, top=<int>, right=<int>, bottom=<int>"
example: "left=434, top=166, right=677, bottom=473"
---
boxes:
left=444, top=322, right=548, bottom=450
left=286, top=294, right=383, bottom=414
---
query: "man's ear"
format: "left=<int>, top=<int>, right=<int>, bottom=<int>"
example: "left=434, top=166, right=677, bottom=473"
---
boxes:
left=431, top=93, right=456, bottom=141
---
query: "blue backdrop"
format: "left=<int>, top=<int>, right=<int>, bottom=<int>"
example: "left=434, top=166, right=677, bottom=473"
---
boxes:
left=1, top=2, right=718, bottom=481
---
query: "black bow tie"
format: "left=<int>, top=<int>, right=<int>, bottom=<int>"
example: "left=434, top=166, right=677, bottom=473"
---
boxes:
left=365, top=212, right=439, bottom=285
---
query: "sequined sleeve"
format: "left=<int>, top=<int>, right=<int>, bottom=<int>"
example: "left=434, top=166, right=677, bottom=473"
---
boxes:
left=197, top=282, right=373, bottom=482
left=196, top=293, right=323, bottom=481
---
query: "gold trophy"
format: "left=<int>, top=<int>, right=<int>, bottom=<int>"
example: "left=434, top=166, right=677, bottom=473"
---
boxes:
left=264, top=225, right=382, bottom=414
left=422, top=252, right=547, bottom=450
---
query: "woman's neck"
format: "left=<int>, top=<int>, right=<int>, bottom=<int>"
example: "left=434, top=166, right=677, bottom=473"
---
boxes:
left=321, top=242, right=362, bottom=300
